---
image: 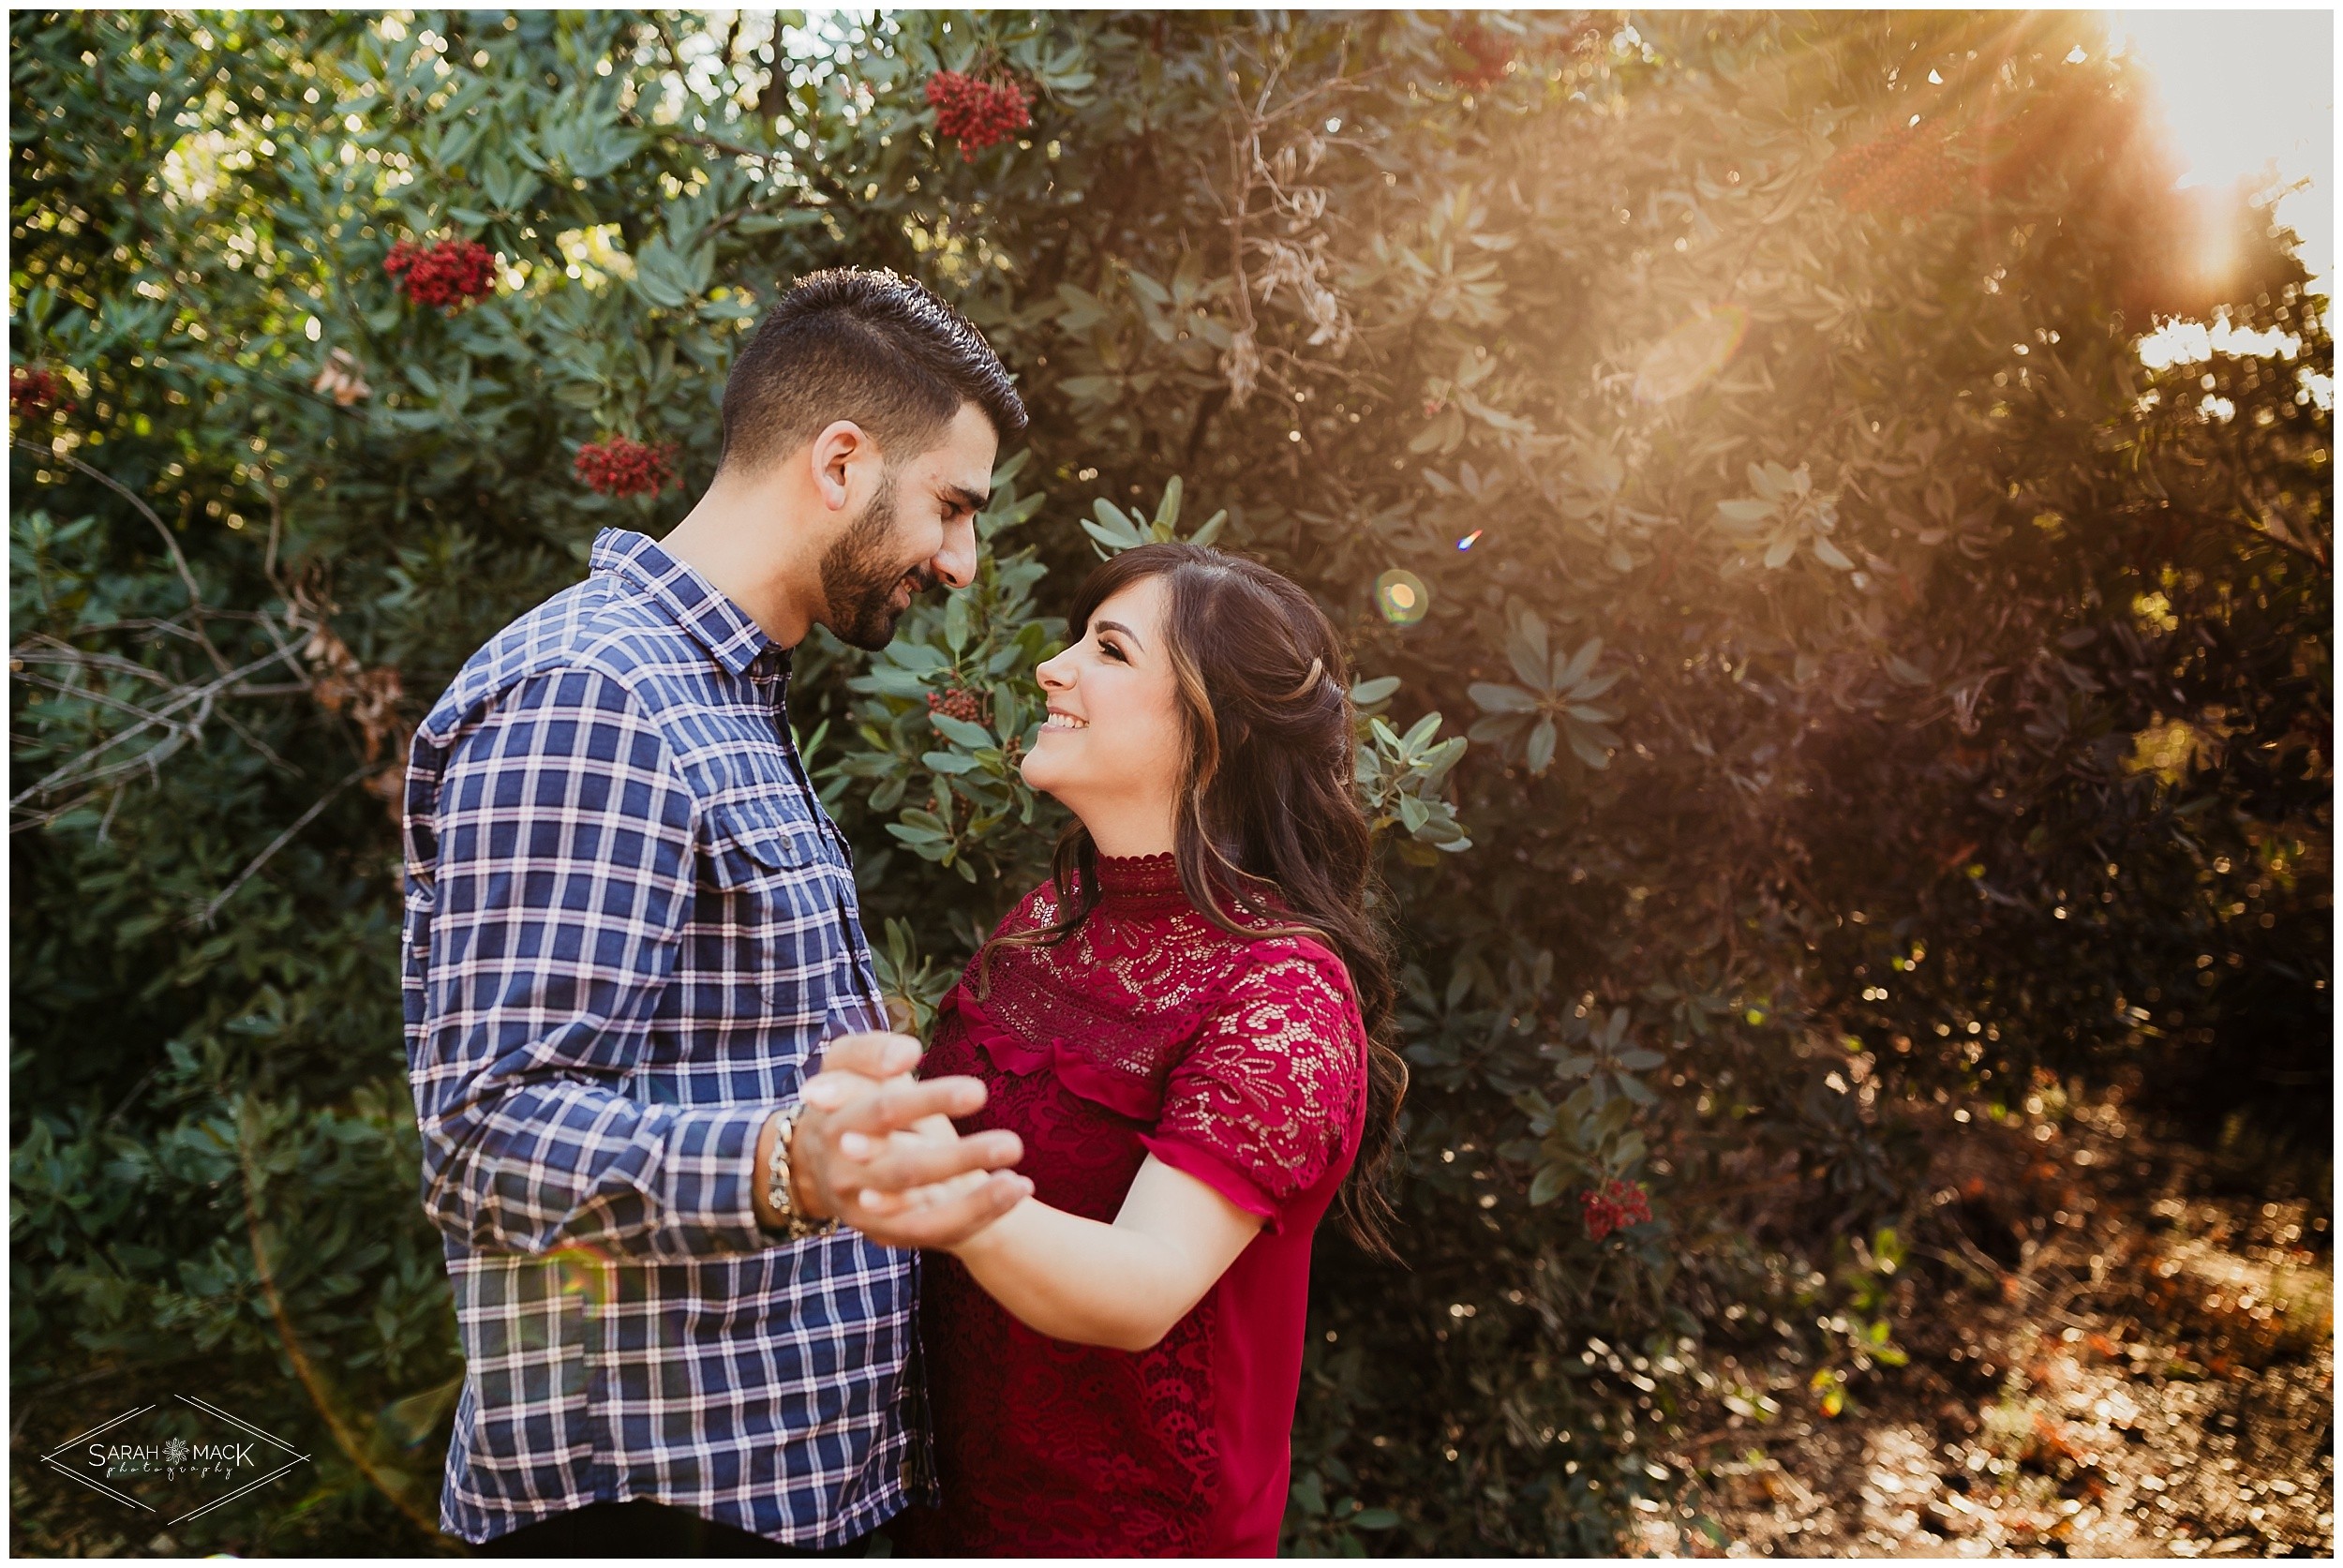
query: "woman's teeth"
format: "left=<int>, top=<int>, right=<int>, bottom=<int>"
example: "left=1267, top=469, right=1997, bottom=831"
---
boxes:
left=1044, top=713, right=1088, bottom=731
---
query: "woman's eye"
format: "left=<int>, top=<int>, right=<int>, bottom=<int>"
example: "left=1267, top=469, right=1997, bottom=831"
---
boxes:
left=1098, top=640, right=1127, bottom=663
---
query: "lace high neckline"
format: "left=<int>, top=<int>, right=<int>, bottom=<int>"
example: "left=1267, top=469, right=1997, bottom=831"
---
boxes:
left=1094, top=852, right=1186, bottom=914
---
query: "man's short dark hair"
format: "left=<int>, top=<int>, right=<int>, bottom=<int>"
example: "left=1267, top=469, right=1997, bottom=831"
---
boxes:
left=719, top=267, right=1027, bottom=474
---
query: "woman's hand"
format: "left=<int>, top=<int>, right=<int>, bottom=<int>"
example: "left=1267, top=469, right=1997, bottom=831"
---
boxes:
left=784, top=1032, right=1031, bottom=1249
left=840, top=1114, right=1001, bottom=1217
left=797, top=1043, right=1266, bottom=1349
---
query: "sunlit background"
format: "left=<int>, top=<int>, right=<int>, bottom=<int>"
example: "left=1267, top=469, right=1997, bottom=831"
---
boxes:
left=2109, top=7, right=2333, bottom=297
left=2110, top=8, right=2330, bottom=403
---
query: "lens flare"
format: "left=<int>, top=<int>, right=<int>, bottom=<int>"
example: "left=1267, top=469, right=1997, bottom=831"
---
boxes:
left=544, top=1243, right=618, bottom=1308
left=1375, top=568, right=1430, bottom=626
left=1456, top=530, right=1484, bottom=551
left=1633, top=304, right=1750, bottom=404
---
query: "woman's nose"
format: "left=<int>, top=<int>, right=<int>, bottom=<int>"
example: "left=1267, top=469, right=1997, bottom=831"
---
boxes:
left=1036, top=650, right=1072, bottom=690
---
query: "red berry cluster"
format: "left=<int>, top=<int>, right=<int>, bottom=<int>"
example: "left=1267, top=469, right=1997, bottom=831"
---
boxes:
left=925, top=684, right=987, bottom=725
left=1581, top=1178, right=1653, bottom=1241
left=575, top=437, right=677, bottom=499
left=1821, top=125, right=1960, bottom=217
left=10, top=366, right=70, bottom=418
left=926, top=69, right=1031, bottom=160
left=1450, top=23, right=1515, bottom=91
left=384, top=237, right=498, bottom=311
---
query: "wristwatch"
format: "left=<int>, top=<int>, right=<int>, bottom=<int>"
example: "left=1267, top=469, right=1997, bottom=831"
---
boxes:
left=764, top=1102, right=841, bottom=1243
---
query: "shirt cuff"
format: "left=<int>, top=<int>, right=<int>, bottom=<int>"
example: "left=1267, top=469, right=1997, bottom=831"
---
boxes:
left=662, top=1103, right=781, bottom=1254
left=1140, top=1131, right=1282, bottom=1234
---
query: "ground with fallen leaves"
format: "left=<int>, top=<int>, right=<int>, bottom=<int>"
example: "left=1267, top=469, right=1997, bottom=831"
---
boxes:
left=18, top=1083, right=2324, bottom=1560
left=1650, top=1088, right=2333, bottom=1558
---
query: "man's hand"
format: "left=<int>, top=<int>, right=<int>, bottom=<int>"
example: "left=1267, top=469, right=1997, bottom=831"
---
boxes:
left=774, top=1031, right=1028, bottom=1249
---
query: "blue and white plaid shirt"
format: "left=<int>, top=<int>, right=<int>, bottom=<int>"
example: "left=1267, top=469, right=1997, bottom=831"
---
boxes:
left=400, top=528, right=925, bottom=1546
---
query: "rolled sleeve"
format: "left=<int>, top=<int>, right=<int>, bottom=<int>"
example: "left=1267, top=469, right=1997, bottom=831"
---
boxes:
left=410, top=665, right=769, bottom=1260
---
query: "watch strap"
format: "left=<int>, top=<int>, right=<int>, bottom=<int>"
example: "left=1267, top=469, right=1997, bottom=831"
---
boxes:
left=765, top=1102, right=840, bottom=1243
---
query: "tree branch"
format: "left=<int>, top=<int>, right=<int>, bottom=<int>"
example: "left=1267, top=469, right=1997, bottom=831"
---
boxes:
left=12, top=437, right=225, bottom=671
left=189, top=762, right=372, bottom=928
left=9, top=643, right=304, bottom=809
left=236, top=1106, right=449, bottom=1543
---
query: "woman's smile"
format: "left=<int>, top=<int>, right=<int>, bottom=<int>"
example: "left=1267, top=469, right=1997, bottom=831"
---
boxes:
left=1019, top=575, right=1185, bottom=848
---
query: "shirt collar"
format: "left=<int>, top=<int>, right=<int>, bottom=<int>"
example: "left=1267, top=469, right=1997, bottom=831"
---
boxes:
left=589, top=528, right=774, bottom=678
left=1093, top=852, right=1190, bottom=916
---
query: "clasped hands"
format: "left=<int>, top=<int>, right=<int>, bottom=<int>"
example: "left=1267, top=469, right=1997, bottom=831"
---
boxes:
left=776, top=1031, right=1030, bottom=1249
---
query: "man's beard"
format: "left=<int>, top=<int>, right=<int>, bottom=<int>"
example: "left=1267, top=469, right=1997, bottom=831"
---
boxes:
left=818, top=467, right=935, bottom=650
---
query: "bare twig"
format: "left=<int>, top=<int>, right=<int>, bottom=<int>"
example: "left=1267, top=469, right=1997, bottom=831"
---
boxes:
left=216, top=706, right=298, bottom=774
left=1912, top=1242, right=2000, bottom=1291
left=102, top=1064, right=161, bottom=1128
left=13, top=612, right=245, bottom=645
left=1676, top=1423, right=1816, bottom=1453
left=12, top=437, right=225, bottom=671
left=9, top=644, right=303, bottom=809
left=12, top=667, right=178, bottom=725
left=2237, top=499, right=2328, bottom=566
left=189, top=762, right=372, bottom=929
left=667, top=127, right=793, bottom=172
left=19, top=707, right=203, bottom=811
left=10, top=1354, right=220, bottom=1442
left=262, top=492, right=285, bottom=595
left=93, top=782, right=124, bottom=843
left=13, top=639, right=200, bottom=689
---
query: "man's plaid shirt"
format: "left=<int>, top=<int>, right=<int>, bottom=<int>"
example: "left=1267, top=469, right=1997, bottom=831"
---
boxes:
left=401, top=529, right=926, bottom=1546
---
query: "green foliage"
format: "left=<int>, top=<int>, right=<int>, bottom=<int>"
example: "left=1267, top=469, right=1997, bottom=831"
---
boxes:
left=1467, top=608, right=1625, bottom=775
left=10, top=7, right=2327, bottom=1557
left=1077, top=474, right=1228, bottom=557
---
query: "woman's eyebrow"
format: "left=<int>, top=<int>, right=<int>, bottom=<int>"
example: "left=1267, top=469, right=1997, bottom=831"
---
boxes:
left=1093, top=619, right=1144, bottom=651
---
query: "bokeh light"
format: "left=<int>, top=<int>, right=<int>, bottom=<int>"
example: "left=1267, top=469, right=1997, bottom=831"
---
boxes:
left=1633, top=303, right=1751, bottom=403
left=1375, top=568, right=1430, bottom=626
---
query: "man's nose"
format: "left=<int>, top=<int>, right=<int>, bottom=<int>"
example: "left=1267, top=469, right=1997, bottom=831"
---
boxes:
left=933, top=518, right=977, bottom=591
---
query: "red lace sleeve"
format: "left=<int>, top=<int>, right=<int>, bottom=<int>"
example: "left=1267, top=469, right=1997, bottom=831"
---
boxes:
left=1141, top=942, right=1366, bottom=1229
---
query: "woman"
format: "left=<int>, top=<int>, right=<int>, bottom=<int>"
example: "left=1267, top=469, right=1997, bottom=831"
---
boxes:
left=888, top=542, right=1409, bottom=1556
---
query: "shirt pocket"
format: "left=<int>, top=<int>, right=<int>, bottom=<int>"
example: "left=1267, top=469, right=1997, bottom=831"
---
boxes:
left=705, top=797, right=822, bottom=883
left=691, top=797, right=841, bottom=1031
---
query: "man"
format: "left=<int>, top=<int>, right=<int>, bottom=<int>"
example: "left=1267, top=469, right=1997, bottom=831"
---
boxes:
left=401, top=268, right=1031, bottom=1555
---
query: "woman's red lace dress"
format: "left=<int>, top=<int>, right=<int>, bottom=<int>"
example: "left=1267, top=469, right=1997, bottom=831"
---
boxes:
left=900, top=853, right=1369, bottom=1558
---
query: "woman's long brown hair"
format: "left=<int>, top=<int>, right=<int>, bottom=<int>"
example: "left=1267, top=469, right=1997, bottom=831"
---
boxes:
left=980, top=542, right=1408, bottom=1258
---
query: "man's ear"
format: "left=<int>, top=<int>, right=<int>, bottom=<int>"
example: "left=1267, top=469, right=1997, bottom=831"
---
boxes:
left=808, top=420, right=873, bottom=515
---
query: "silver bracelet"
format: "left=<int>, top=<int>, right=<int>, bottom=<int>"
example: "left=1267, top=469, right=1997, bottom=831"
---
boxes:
left=764, top=1103, right=839, bottom=1243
